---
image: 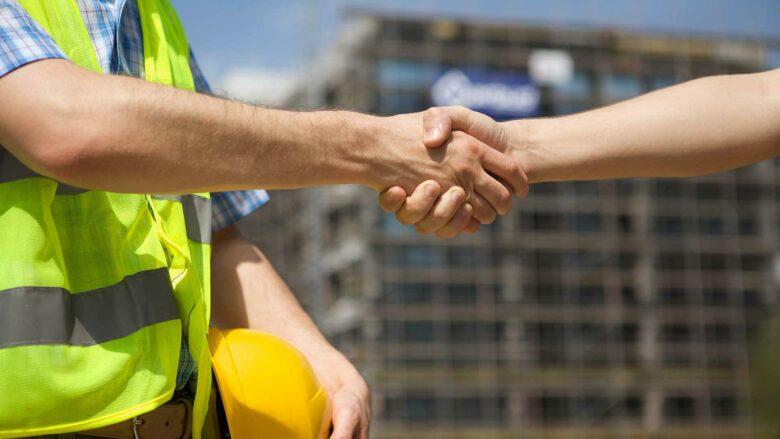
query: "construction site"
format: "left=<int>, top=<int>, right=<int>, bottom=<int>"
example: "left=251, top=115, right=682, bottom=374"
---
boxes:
left=243, top=11, right=780, bottom=438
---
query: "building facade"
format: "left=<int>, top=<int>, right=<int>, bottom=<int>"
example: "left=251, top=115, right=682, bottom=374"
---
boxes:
left=242, top=13, right=779, bottom=438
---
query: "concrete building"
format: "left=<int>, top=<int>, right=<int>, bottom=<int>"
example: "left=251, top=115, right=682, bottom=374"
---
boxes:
left=241, top=12, right=779, bottom=438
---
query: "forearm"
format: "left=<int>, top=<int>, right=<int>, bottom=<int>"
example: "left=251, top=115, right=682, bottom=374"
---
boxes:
left=210, top=226, right=338, bottom=361
left=1, top=60, right=377, bottom=193
left=508, top=70, right=780, bottom=183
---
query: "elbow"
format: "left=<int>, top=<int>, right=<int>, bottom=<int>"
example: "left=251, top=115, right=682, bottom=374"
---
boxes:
left=21, top=95, right=110, bottom=186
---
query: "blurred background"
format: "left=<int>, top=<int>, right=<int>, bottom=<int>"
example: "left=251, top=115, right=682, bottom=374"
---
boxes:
left=173, top=1, right=780, bottom=438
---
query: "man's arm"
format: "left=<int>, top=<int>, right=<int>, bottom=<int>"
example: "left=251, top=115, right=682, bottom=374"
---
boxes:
left=0, top=59, right=521, bottom=223
left=427, top=69, right=780, bottom=182
left=382, top=69, right=780, bottom=229
left=210, top=226, right=370, bottom=439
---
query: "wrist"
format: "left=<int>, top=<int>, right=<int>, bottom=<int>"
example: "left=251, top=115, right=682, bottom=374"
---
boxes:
left=335, top=111, right=385, bottom=188
left=504, top=118, right=546, bottom=184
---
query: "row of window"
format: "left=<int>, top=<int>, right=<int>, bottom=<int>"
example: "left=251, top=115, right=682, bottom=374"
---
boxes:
left=378, top=281, right=765, bottom=308
left=377, top=320, right=744, bottom=345
left=516, top=212, right=761, bottom=236
left=375, top=244, right=770, bottom=273
left=381, top=394, right=739, bottom=424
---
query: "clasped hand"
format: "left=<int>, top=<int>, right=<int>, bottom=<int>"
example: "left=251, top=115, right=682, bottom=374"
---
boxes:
left=376, top=107, right=527, bottom=238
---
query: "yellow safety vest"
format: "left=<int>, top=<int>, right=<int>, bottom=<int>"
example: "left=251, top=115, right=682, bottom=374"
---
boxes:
left=0, top=1, right=213, bottom=437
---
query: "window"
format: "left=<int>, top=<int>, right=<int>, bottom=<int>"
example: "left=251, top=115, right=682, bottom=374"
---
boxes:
left=382, top=320, right=435, bottom=343
left=621, top=323, right=639, bottom=343
left=520, top=212, right=562, bottom=231
left=377, top=59, right=439, bottom=88
left=703, top=288, right=730, bottom=306
left=740, top=254, right=765, bottom=271
left=698, top=217, right=724, bottom=235
left=377, top=90, right=425, bottom=114
left=655, top=216, right=686, bottom=235
left=696, top=183, right=723, bottom=200
left=700, top=253, right=728, bottom=271
left=710, top=395, right=738, bottom=419
left=663, top=396, right=696, bottom=421
left=383, top=396, right=436, bottom=422
left=447, top=284, right=477, bottom=304
left=539, top=396, right=570, bottom=423
left=569, top=213, right=602, bottom=232
left=571, top=285, right=605, bottom=305
left=657, top=252, right=686, bottom=270
left=385, top=245, right=445, bottom=268
left=661, top=324, right=692, bottom=343
left=622, top=286, right=639, bottom=306
left=654, top=180, right=684, bottom=198
left=382, top=282, right=433, bottom=304
left=659, top=287, right=688, bottom=305
left=705, top=323, right=732, bottom=343
left=553, top=71, right=590, bottom=101
left=602, top=74, right=642, bottom=101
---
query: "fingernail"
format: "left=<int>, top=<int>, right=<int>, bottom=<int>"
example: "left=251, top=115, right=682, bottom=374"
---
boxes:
left=425, top=127, right=441, bottom=141
left=425, top=183, right=438, bottom=198
left=449, top=188, right=464, bottom=203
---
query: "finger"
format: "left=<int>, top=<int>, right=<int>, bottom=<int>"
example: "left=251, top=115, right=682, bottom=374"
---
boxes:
left=424, top=106, right=508, bottom=151
left=474, top=170, right=513, bottom=215
left=395, top=180, right=441, bottom=225
left=469, top=192, right=498, bottom=224
left=330, top=407, right=360, bottom=439
left=422, top=107, right=453, bottom=148
left=378, top=186, right=407, bottom=212
left=481, top=147, right=528, bottom=196
left=414, top=186, right=466, bottom=234
left=435, top=203, right=473, bottom=239
left=465, top=218, right=481, bottom=233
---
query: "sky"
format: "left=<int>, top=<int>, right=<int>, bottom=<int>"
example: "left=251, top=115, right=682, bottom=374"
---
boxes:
left=170, top=0, right=780, bottom=94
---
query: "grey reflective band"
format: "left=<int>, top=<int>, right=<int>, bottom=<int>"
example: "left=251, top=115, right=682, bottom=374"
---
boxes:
left=0, top=268, right=179, bottom=349
left=56, top=184, right=90, bottom=195
left=0, top=149, right=38, bottom=184
left=151, top=194, right=212, bottom=244
left=181, top=194, right=212, bottom=244
left=2, top=149, right=90, bottom=195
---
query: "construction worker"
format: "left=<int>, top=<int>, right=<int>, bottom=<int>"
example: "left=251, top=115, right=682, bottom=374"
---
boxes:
left=0, top=0, right=527, bottom=438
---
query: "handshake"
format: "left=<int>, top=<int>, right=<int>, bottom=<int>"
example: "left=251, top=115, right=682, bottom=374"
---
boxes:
left=366, top=106, right=529, bottom=239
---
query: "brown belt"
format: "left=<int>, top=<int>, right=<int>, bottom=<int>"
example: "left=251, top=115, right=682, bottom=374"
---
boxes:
left=78, top=399, right=192, bottom=439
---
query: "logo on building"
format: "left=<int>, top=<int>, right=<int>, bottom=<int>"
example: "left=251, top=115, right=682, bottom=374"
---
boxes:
left=431, top=69, right=540, bottom=120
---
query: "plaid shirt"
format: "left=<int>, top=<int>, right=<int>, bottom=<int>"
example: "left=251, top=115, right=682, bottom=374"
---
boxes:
left=0, top=0, right=269, bottom=389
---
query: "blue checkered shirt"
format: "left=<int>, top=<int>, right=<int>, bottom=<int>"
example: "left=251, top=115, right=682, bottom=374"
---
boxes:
left=0, top=0, right=270, bottom=389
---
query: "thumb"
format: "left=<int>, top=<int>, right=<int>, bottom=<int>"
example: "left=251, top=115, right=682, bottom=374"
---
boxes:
left=422, top=107, right=453, bottom=148
left=424, top=106, right=508, bottom=152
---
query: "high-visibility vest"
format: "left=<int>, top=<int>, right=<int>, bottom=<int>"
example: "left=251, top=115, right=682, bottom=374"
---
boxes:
left=0, top=1, right=213, bottom=437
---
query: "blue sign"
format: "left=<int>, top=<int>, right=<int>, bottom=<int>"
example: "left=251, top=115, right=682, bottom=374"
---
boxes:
left=430, top=69, right=540, bottom=120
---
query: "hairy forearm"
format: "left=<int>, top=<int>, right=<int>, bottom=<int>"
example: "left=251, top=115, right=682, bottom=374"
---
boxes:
left=0, top=60, right=377, bottom=193
left=507, top=70, right=780, bottom=183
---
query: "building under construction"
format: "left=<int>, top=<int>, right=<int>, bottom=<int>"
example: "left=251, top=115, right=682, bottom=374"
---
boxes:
left=242, top=12, right=779, bottom=438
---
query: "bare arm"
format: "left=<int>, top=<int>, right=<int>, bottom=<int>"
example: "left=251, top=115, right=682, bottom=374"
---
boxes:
left=211, top=226, right=370, bottom=439
left=380, top=69, right=780, bottom=234
left=511, top=69, right=780, bottom=182
left=0, top=59, right=520, bottom=212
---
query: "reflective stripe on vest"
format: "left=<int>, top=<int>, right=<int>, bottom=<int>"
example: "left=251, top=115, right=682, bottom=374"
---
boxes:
left=0, top=1, right=212, bottom=437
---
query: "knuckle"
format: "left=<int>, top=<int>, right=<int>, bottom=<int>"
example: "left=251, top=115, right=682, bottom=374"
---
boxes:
left=497, top=189, right=512, bottom=214
left=466, top=140, right=482, bottom=157
left=395, top=212, right=413, bottom=225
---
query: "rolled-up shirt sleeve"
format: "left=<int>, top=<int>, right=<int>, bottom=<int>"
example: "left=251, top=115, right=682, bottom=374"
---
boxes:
left=0, top=0, right=66, bottom=78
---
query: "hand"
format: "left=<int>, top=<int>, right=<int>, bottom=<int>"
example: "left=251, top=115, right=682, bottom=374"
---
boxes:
left=309, top=349, right=371, bottom=439
left=379, top=107, right=528, bottom=237
left=369, top=112, right=525, bottom=234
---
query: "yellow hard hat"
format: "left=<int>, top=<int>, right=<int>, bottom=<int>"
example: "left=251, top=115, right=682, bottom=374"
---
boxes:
left=208, top=328, right=331, bottom=439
